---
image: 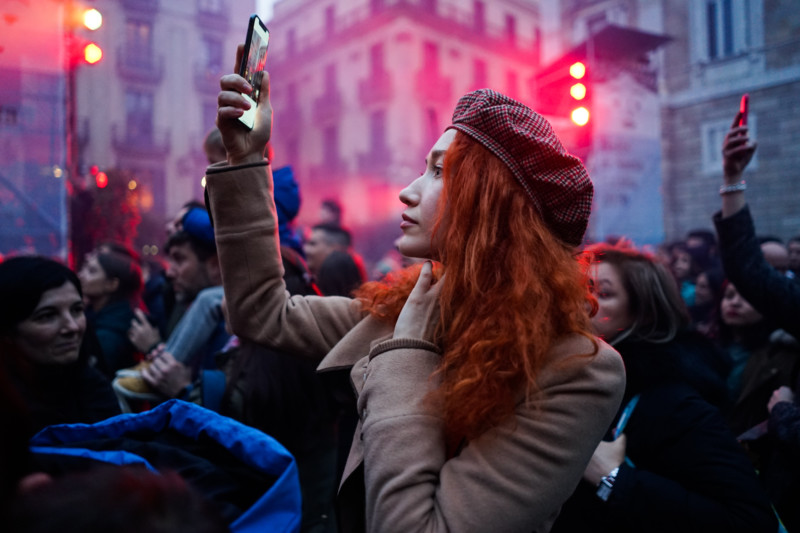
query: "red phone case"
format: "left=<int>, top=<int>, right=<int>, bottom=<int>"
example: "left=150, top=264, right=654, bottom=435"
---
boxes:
left=739, top=94, right=749, bottom=126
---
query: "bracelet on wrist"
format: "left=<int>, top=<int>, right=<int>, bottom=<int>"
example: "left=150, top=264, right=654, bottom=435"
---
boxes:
left=719, top=180, right=746, bottom=195
left=596, top=466, right=620, bottom=502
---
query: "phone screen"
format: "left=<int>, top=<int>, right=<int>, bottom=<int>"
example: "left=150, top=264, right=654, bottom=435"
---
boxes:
left=238, top=15, right=270, bottom=129
left=738, top=93, right=749, bottom=127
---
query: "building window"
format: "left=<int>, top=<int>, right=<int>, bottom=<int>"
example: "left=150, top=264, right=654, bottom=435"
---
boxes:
left=287, top=138, right=299, bottom=166
left=324, top=63, right=337, bottom=92
left=125, top=90, right=154, bottom=140
left=505, top=14, right=516, bottom=44
left=323, top=125, right=339, bottom=165
left=422, top=41, right=439, bottom=73
left=701, top=116, right=757, bottom=174
left=690, top=0, right=760, bottom=63
left=370, top=110, right=386, bottom=153
left=424, top=108, right=439, bottom=148
left=325, top=6, right=335, bottom=38
left=287, top=28, right=297, bottom=56
left=201, top=35, right=223, bottom=72
left=473, top=59, right=487, bottom=88
left=473, top=1, right=485, bottom=34
left=125, top=20, right=153, bottom=66
left=706, top=0, right=734, bottom=59
left=370, top=43, right=385, bottom=74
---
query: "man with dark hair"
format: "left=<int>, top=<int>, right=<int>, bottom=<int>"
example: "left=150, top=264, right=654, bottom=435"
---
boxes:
left=303, top=222, right=353, bottom=276
left=319, top=198, right=343, bottom=226
left=685, top=228, right=719, bottom=271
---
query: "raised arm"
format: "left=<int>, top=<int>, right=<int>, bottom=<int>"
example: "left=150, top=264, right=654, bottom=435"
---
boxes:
left=204, top=47, right=362, bottom=361
left=713, top=110, right=800, bottom=339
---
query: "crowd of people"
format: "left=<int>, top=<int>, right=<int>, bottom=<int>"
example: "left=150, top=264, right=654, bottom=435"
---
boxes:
left=1, top=46, right=798, bottom=533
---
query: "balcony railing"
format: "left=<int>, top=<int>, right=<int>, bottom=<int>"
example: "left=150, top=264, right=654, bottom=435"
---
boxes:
left=116, top=47, right=164, bottom=84
left=111, top=124, right=170, bottom=158
left=120, top=0, right=159, bottom=16
left=358, top=70, right=393, bottom=107
left=269, top=1, right=539, bottom=65
left=312, top=90, right=344, bottom=123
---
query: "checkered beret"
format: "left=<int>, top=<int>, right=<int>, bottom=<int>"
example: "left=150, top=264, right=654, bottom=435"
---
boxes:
left=447, top=89, right=593, bottom=247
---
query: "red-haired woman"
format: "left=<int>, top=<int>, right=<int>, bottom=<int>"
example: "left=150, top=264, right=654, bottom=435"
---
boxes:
left=205, top=50, right=625, bottom=532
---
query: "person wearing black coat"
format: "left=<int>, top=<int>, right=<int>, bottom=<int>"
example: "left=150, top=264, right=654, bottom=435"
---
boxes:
left=551, top=244, right=776, bottom=533
left=0, top=256, right=120, bottom=436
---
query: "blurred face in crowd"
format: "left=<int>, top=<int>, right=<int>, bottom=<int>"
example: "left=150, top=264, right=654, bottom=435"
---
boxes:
left=720, top=283, right=763, bottom=327
left=78, top=254, right=118, bottom=306
left=165, top=206, right=190, bottom=237
left=591, top=262, right=634, bottom=342
left=166, top=243, right=213, bottom=302
left=760, top=242, right=789, bottom=274
left=13, top=282, right=86, bottom=365
left=303, top=229, right=338, bottom=275
left=790, top=240, right=800, bottom=272
left=694, top=272, right=714, bottom=307
left=671, top=249, right=692, bottom=280
left=397, top=129, right=454, bottom=260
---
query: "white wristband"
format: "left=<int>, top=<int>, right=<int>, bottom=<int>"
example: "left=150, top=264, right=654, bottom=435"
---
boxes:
left=719, top=180, right=746, bottom=195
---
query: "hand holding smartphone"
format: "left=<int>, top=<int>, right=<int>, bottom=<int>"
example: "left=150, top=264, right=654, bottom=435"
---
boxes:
left=738, top=93, right=749, bottom=127
left=238, top=14, right=270, bottom=129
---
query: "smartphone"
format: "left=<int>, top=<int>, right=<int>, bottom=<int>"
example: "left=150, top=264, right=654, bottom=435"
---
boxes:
left=738, top=93, right=749, bottom=127
left=238, top=14, right=270, bottom=129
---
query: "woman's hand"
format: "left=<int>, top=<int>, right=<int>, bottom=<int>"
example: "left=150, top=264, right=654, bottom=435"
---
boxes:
left=722, top=112, right=757, bottom=183
left=768, top=386, right=795, bottom=413
left=394, top=262, right=442, bottom=342
left=583, top=434, right=627, bottom=485
left=217, top=44, right=273, bottom=166
left=128, top=308, right=162, bottom=353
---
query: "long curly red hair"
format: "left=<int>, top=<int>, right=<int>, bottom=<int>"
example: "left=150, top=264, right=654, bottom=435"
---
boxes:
left=355, top=132, right=598, bottom=446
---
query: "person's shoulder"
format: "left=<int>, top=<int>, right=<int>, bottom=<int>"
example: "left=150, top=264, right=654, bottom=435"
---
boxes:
left=542, top=334, right=625, bottom=386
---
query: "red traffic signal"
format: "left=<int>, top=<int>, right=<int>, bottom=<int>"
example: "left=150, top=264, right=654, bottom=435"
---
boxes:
left=90, top=165, right=108, bottom=188
left=568, top=62, right=589, bottom=126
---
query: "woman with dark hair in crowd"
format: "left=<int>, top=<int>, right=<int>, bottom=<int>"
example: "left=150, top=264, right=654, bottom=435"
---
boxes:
left=713, top=281, right=799, bottom=437
left=204, top=49, right=625, bottom=532
left=0, top=256, right=120, bottom=434
left=78, top=245, right=143, bottom=375
left=689, top=267, right=726, bottom=336
left=551, top=244, right=775, bottom=533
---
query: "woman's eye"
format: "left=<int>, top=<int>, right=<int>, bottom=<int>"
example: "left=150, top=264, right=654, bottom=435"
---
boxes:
left=433, top=166, right=443, bottom=178
left=33, top=312, right=55, bottom=322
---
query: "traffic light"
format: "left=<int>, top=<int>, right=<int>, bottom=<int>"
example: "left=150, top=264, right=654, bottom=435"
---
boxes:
left=534, top=58, right=591, bottom=126
left=81, top=7, right=103, bottom=65
left=90, top=165, right=108, bottom=188
left=66, top=5, right=103, bottom=66
left=568, top=61, right=590, bottom=127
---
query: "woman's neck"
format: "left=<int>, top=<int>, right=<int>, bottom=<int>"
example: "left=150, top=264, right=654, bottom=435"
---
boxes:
left=90, top=294, right=111, bottom=312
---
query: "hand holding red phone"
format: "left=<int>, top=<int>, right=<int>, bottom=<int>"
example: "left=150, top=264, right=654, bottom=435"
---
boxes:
left=722, top=94, right=756, bottom=181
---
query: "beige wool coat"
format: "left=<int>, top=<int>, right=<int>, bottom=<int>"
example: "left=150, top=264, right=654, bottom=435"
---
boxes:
left=205, top=160, right=626, bottom=533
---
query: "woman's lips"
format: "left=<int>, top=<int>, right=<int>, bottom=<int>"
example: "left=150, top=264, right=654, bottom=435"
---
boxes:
left=400, top=214, right=417, bottom=229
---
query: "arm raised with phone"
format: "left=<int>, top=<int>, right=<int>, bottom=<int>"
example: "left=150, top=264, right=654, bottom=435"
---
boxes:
left=712, top=98, right=800, bottom=340
left=207, top=45, right=362, bottom=361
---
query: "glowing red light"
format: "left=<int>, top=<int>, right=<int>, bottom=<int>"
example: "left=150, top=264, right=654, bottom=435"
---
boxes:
left=90, top=165, right=99, bottom=175
left=569, top=62, right=586, bottom=79
left=571, top=107, right=590, bottom=126
left=84, top=43, right=103, bottom=64
left=95, top=171, right=108, bottom=188
left=570, top=83, right=587, bottom=100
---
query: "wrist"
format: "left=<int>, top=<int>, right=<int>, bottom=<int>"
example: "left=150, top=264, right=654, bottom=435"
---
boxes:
left=719, top=180, right=746, bottom=195
left=228, top=154, right=268, bottom=166
left=596, top=466, right=620, bottom=502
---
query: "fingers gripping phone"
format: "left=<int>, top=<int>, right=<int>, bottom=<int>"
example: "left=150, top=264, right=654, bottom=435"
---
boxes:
left=238, top=14, right=270, bottom=129
left=738, top=93, right=749, bottom=127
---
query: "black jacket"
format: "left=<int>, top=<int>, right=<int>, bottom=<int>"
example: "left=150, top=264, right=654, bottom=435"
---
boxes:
left=551, top=335, right=776, bottom=533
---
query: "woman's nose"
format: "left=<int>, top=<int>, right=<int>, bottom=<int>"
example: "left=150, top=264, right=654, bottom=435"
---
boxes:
left=399, top=177, right=421, bottom=206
